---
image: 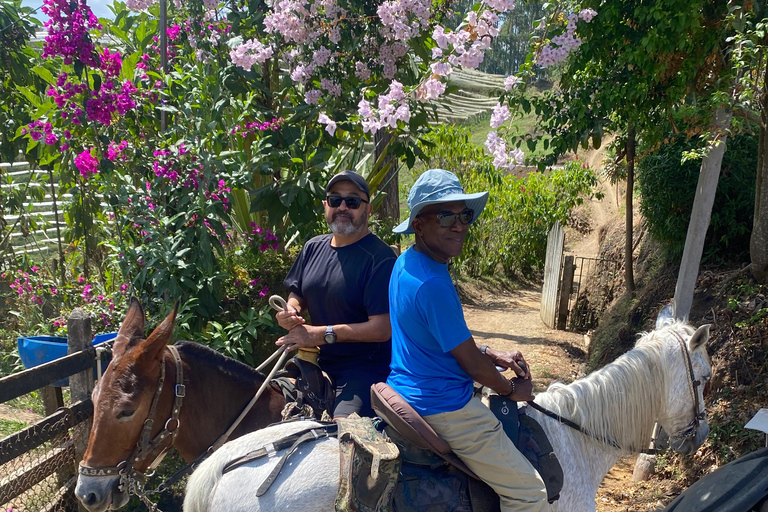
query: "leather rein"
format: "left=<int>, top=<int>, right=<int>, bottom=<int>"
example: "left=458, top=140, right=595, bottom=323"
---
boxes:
left=527, top=328, right=705, bottom=454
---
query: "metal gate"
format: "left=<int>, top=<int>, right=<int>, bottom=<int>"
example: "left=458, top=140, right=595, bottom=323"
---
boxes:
left=566, top=256, right=620, bottom=332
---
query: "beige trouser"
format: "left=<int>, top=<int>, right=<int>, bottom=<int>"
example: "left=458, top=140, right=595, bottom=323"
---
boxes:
left=424, top=396, right=548, bottom=512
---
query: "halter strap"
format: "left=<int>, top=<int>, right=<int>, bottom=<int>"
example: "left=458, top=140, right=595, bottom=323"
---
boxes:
left=667, top=329, right=705, bottom=442
left=79, top=344, right=186, bottom=479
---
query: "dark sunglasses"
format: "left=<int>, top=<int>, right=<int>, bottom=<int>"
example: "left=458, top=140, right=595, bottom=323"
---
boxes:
left=422, top=208, right=475, bottom=227
left=326, top=195, right=369, bottom=209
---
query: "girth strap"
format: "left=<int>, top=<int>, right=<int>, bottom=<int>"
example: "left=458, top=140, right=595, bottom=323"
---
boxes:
left=221, top=423, right=338, bottom=496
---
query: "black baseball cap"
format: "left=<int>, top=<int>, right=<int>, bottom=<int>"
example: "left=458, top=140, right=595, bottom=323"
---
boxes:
left=326, top=170, right=370, bottom=199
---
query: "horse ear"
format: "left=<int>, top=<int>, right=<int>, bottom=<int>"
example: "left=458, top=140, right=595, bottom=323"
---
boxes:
left=655, top=303, right=676, bottom=329
left=688, top=324, right=711, bottom=352
left=113, top=297, right=146, bottom=358
left=138, top=303, right=178, bottom=362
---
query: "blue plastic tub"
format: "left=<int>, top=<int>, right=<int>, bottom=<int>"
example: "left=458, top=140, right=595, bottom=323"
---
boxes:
left=17, top=332, right=117, bottom=387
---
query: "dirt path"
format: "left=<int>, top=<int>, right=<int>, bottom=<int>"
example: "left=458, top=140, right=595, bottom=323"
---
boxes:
left=461, top=279, right=640, bottom=512
left=458, top=142, right=642, bottom=511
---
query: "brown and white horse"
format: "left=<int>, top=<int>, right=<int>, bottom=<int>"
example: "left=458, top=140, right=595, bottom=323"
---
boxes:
left=75, top=298, right=287, bottom=512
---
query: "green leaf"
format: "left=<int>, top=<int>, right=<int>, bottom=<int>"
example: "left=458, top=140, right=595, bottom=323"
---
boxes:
left=31, top=66, right=55, bottom=85
left=16, top=86, right=41, bottom=107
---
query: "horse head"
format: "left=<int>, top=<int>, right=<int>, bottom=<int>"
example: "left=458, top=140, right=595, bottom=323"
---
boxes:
left=75, top=298, right=178, bottom=512
left=657, top=322, right=712, bottom=455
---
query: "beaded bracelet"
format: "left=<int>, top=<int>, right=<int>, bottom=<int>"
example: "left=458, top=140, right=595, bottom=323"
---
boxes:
left=502, top=380, right=515, bottom=400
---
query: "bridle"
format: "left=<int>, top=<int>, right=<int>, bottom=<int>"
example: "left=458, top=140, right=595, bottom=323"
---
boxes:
left=78, top=344, right=186, bottom=511
left=667, top=329, right=706, bottom=444
left=528, top=327, right=706, bottom=453
left=78, top=335, right=292, bottom=511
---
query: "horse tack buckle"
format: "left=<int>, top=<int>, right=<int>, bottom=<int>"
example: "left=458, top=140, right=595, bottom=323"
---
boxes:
left=175, top=384, right=186, bottom=398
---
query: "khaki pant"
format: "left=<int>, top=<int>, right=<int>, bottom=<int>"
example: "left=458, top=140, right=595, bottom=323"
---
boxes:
left=424, top=396, right=548, bottom=512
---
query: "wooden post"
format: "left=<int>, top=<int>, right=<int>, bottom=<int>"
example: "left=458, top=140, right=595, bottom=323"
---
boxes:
left=41, top=385, right=64, bottom=416
left=374, top=129, right=400, bottom=225
left=673, top=108, right=731, bottom=320
left=68, top=309, right=94, bottom=466
left=557, top=256, right=575, bottom=330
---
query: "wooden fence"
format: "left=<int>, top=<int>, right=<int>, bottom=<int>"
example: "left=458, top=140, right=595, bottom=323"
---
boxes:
left=1, top=310, right=107, bottom=512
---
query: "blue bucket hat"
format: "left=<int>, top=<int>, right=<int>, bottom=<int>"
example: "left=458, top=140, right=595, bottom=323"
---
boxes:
left=394, top=169, right=489, bottom=235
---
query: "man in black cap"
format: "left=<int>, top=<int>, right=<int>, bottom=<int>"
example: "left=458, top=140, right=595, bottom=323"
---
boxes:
left=276, top=170, right=397, bottom=418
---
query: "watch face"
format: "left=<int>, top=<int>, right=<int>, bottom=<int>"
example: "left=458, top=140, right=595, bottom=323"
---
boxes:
left=324, top=333, right=336, bottom=344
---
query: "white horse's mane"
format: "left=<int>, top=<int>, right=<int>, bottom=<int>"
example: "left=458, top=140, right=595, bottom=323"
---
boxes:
left=535, top=322, right=695, bottom=452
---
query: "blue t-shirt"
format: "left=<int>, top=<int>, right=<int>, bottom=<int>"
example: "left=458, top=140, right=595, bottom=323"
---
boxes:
left=387, top=247, right=473, bottom=416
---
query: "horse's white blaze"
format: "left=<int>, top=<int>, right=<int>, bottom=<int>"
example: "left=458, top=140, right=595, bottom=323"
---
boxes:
left=185, top=322, right=711, bottom=512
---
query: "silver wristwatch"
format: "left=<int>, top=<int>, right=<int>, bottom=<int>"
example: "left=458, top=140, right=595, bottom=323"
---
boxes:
left=324, top=325, right=337, bottom=344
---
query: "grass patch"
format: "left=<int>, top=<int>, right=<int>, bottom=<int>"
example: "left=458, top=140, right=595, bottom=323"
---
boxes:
left=6, top=391, right=47, bottom=416
left=1, top=418, right=27, bottom=437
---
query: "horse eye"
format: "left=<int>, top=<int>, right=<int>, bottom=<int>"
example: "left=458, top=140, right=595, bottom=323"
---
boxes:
left=116, top=409, right=135, bottom=420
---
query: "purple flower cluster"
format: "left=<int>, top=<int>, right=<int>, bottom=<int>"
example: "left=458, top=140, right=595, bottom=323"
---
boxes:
left=107, top=140, right=129, bottom=161
left=21, top=120, right=60, bottom=146
left=8, top=270, right=42, bottom=304
left=74, top=149, right=99, bottom=178
left=205, top=180, right=232, bottom=210
left=41, top=0, right=101, bottom=66
left=245, top=223, right=279, bottom=252
left=46, top=49, right=138, bottom=127
left=230, top=118, right=283, bottom=138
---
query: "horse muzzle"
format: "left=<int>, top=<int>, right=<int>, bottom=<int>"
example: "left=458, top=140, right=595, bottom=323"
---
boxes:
left=75, top=474, right=130, bottom=512
left=670, top=422, right=709, bottom=455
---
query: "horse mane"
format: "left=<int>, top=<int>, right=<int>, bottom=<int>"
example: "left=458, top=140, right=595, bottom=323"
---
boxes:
left=536, top=322, right=695, bottom=452
left=174, top=341, right=268, bottom=386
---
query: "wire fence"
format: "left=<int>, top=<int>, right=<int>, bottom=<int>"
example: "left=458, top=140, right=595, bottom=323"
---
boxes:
left=1, top=400, right=92, bottom=512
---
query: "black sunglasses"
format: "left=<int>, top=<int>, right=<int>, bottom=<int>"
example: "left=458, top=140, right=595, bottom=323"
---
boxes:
left=326, top=195, right=369, bottom=209
left=421, top=208, right=475, bottom=227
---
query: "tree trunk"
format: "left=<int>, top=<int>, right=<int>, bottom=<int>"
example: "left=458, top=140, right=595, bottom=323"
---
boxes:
left=673, top=107, right=731, bottom=320
left=751, top=78, right=768, bottom=284
left=374, top=130, right=400, bottom=225
left=625, top=125, right=636, bottom=292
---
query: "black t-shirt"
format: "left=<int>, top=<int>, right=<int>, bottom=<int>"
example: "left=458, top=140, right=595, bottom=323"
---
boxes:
left=284, top=232, right=397, bottom=362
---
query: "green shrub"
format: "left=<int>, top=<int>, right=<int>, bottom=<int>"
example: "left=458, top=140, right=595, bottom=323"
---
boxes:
left=192, top=228, right=297, bottom=366
left=637, top=129, right=757, bottom=263
left=419, top=125, right=600, bottom=278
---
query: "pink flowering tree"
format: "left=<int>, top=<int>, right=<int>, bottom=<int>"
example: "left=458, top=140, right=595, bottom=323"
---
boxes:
left=11, top=0, right=597, bottom=332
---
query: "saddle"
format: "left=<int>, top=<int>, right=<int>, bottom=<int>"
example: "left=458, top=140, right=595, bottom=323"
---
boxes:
left=275, top=354, right=334, bottom=419
left=368, top=383, right=563, bottom=507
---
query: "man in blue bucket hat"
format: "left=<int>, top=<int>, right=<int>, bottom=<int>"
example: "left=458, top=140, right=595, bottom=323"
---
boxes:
left=387, top=169, right=548, bottom=511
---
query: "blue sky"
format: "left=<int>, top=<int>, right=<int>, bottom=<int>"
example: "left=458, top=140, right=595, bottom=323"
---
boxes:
left=21, top=0, right=116, bottom=23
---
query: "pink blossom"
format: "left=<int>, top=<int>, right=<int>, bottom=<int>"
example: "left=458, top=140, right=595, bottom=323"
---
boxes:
left=490, top=103, right=511, bottom=129
left=74, top=149, right=99, bottom=178
left=504, top=75, right=521, bottom=91
left=318, top=113, right=337, bottom=136
left=230, top=39, right=274, bottom=70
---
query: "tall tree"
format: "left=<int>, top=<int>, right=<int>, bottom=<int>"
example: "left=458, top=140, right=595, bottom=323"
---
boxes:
left=512, top=0, right=730, bottom=293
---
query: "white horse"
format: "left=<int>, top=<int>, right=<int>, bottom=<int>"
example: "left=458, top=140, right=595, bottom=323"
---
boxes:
left=184, top=320, right=712, bottom=512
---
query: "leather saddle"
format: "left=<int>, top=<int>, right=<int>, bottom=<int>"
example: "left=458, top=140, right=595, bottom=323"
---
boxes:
left=276, top=355, right=334, bottom=418
left=370, top=382, right=563, bottom=505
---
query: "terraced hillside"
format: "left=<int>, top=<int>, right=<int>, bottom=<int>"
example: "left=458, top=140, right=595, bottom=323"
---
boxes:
left=436, top=69, right=506, bottom=125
